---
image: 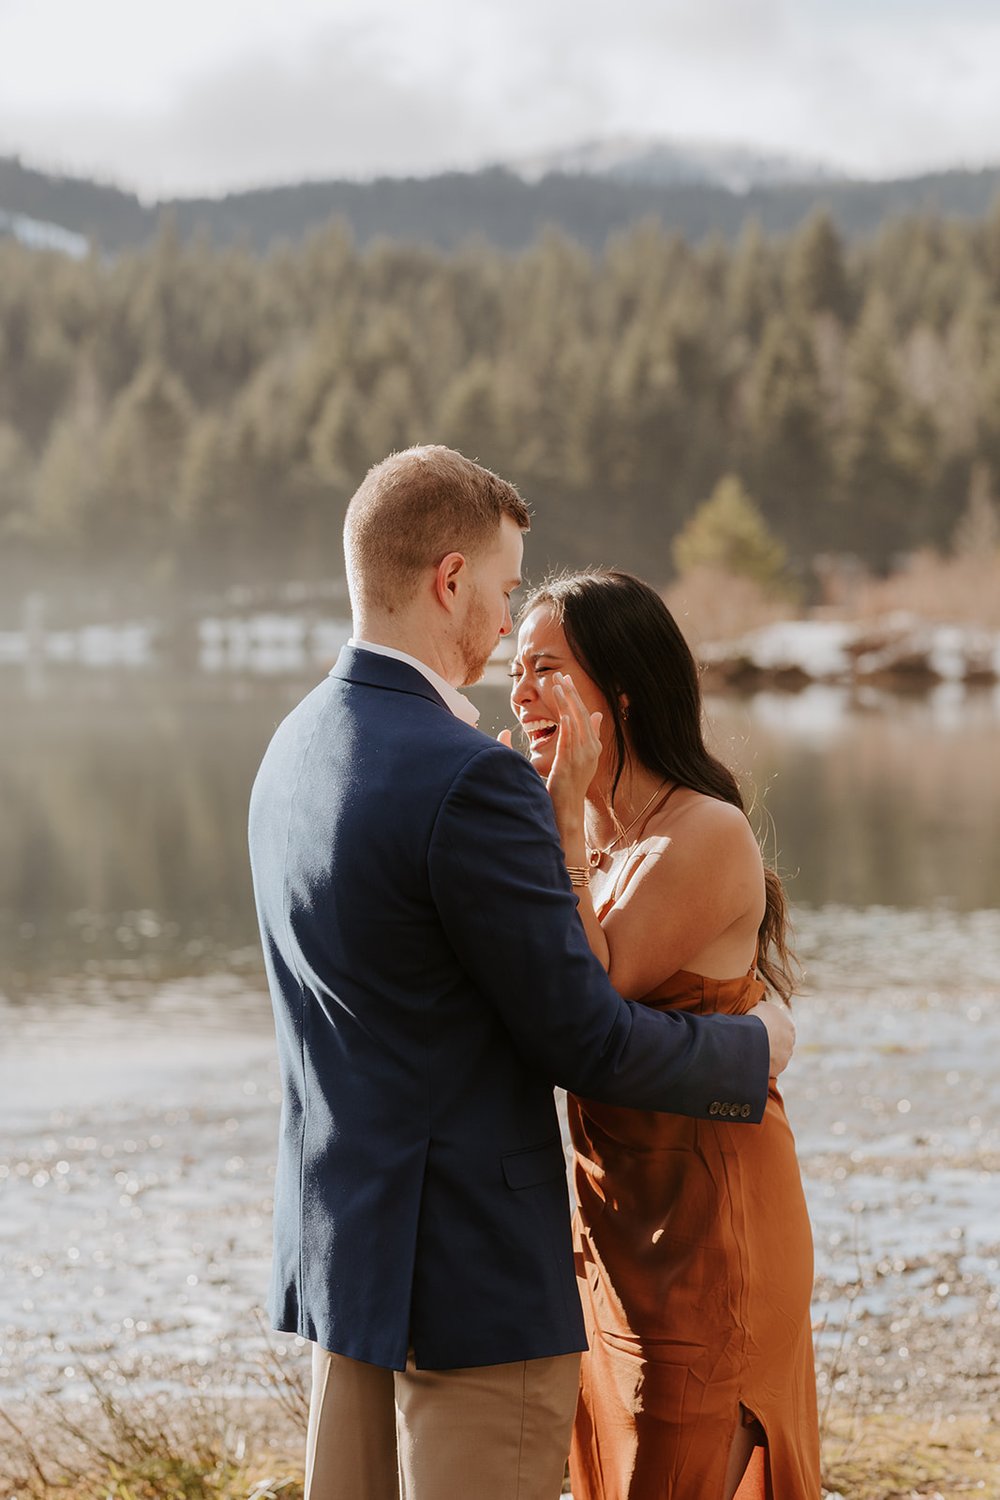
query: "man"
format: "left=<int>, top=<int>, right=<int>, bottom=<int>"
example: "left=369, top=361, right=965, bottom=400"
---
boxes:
left=248, top=446, right=794, bottom=1500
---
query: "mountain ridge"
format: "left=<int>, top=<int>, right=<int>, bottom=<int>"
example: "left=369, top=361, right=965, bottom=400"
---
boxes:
left=3, top=149, right=1000, bottom=258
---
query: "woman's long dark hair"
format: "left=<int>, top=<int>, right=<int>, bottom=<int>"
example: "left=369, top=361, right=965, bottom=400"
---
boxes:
left=520, top=568, right=797, bottom=1004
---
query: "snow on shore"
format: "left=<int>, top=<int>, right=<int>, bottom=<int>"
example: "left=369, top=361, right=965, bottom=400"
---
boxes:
left=701, top=612, right=1000, bottom=691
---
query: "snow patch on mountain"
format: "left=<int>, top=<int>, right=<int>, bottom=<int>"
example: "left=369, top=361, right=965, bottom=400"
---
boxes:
left=0, top=207, right=89, bottom=258
left=509, top=135, right=840, bottom=193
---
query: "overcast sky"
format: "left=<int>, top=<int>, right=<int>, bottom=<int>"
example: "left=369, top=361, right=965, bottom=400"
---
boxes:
left=2, top=0, right=999, bottom=199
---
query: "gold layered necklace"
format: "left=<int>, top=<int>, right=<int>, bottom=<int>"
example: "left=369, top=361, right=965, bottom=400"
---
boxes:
left=586, top=779, right=671, bottom=870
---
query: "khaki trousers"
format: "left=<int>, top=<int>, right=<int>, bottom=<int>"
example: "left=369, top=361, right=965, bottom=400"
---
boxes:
left=305, top=1342, right=581, bottom=1500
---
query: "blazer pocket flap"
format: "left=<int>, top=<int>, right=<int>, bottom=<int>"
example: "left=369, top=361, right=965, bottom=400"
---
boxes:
left=502, top=1139, right=566, bottom=1190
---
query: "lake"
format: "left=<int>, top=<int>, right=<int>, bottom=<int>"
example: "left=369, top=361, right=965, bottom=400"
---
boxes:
left=3, top=670, right=999, bottom=988
left=1, top=666, right=998, bottom=1421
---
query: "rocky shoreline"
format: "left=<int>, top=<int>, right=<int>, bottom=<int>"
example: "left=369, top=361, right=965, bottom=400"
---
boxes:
left=699, top=613, right=1000, bottom=693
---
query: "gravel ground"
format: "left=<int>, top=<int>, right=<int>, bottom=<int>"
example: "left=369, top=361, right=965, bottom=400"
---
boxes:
left=1, top=905, right=997, bottom=1421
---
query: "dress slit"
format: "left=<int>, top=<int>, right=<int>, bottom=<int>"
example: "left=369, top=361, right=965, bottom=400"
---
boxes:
left=730, top=1405, right=768, bottom=1500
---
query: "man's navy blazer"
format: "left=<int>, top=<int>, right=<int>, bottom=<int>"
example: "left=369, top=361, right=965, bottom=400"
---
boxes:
left=248, top=646, right=769, bottom=1371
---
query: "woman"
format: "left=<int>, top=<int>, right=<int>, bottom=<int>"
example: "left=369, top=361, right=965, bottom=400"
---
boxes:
left=506, top=570, right=820, bottom=1500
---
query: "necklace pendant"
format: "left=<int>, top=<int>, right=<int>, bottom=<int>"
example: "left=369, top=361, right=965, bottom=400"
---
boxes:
left=588, top=847, right=607, bottom=870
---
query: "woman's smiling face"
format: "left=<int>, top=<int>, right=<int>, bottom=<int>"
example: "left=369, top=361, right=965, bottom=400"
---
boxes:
left=509, top=605, right=612, bottom=775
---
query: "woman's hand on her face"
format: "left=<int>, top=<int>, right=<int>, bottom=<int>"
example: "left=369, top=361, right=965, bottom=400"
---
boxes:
left=546, top=672, right=602, bottom=815
left=497, top=673, right=601, bottom=807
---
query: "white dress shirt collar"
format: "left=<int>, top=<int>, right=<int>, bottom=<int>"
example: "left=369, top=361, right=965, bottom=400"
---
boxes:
left=348, top=638, right=481, bottom=727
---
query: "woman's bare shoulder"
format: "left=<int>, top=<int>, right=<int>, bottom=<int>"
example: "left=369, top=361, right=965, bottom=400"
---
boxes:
left=603, top=789, right=765, bottom=990
left=613, top=790, right=761, bottom=908
left=655, top=788, right=761, bottom=859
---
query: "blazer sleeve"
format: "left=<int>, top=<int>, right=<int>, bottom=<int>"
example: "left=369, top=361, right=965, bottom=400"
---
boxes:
left=427, top=742, right=770, bottom=1123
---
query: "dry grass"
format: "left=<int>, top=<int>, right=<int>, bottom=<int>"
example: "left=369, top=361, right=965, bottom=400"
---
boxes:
left=821, top=1411, right=1000, bottom=1499
left=4, top=1386, right=998, bottom=1500
left=664, top=550, right=1000, bottom=652
left=0, top=1336, right=308, bottom=1500
left=2, top=1335, right=997, bottom=1499
left=0, top=1397, right=302, bottom=1500
left=850, top=549, right=1000, bottom=629
left=663, top=565, right=791, bottom=649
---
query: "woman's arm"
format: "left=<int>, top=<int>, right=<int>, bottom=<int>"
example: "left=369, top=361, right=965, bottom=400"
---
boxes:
left=503, top=672, right=611, bottom=966
left=545, top=675, right=611, bottom=969
left=549, top=790, right=611, bottom=970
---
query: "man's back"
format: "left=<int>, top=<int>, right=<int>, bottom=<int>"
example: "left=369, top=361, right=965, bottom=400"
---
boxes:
left=250, top=649, right=586, bottom=1370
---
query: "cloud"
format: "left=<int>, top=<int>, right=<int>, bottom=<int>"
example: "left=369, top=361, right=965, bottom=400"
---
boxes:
left=722, top=8, right=1000, bottom=176
left=1, top=0, right=1000, bottom=195
left=0, top=26, right=476, bottom=196
left=170, top=26, right=493, bottom=189
left=0, top=13, right=615, bottom=196
left=542, top=0, right=1000, bottom=178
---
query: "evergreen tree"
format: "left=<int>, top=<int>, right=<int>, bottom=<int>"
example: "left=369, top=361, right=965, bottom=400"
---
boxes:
left=785, top=210, right=851, bottom=322
left=99, top=361, right=193, bottom=557
left=4, top=202, right=1000, bottom=592
left=175, top=412, right=231, bottom=565
left=437, top=359, right=513, bottom=476
left=31, top=403, right=103, bottom=550
left=975, top=334, right=1000, bottom=483
left=672, top=474, right=791, bottom=594
left=953, top=462, right=1000, bottom=556
left=745, top=313, right=829, bottom=554
left=0, top=421, right=32, bottom=537
left=726, top=219, right=777, bottom=341
left=982, top=196, right=1000, bottom=299
left=309, top=378, right=370, bottom=491
left=835, top=295, right=938, bottom=564
left=364, top=365, right=423, bottom=460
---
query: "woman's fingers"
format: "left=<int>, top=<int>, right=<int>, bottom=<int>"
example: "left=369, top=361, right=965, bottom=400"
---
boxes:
left=555, top=674, right=584, bottom=737
left=497, top=728, right=514, bottom=749
left=546, top=674, right=601, bottom=803
left=552, top=681, right=582, bottom=759
left=552, top=674, right=601, bottom=772
left=556, top=675, right=602, bottom=756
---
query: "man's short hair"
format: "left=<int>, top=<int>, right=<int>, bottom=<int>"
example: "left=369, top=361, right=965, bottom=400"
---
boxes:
left=344, top=446, right=531, bottom=616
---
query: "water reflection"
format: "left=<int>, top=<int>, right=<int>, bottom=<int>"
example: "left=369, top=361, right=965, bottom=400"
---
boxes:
left=701, top=688, right=1000, bottom=910
left=0, top=604, right=352, bottom=683
left=0, top=675, right=308, bottom=989
left=1, top=672, right=999, bottom=993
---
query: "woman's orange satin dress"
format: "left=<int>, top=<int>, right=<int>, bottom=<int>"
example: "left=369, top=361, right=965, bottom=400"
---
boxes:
left=568, top=960, right=821, bottom=1500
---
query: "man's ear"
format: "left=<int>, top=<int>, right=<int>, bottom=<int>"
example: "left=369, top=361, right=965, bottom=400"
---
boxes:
left=434, top=551, right=467, bottom=611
